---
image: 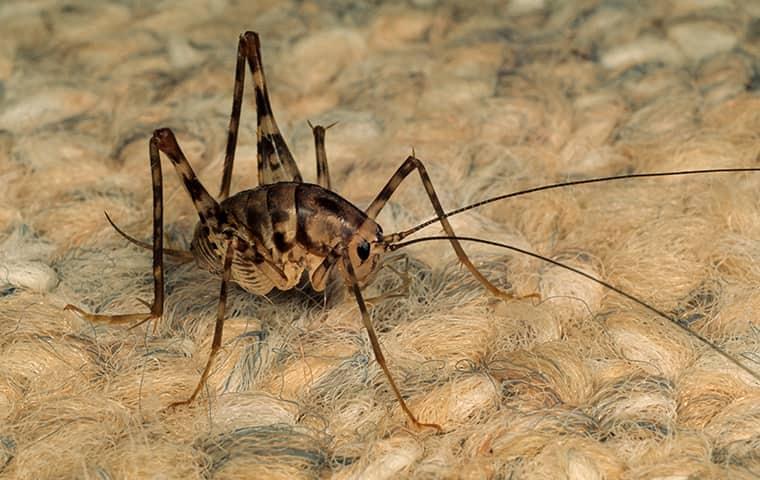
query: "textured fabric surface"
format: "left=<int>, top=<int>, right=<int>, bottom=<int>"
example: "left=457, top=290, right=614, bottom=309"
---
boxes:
left=1, top=1, right=760, bottom=478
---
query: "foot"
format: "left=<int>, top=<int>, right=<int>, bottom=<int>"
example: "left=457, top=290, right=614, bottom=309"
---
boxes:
left=64, top=303, right=159, bottom=328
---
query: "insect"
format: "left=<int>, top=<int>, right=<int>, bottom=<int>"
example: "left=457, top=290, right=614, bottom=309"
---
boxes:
left=64, top=31, right=760, bottom=431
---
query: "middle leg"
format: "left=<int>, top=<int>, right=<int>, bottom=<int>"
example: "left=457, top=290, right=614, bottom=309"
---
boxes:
left=169, top=237, right=237, bottom=408
left=66, top=129, right=224, bottom=327
left=338, top=246, right=441, bottom=431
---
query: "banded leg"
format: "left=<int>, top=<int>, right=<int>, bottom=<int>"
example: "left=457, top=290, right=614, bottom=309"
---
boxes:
left=218, top=31, right=302, bottom=199
left=169, top=237, right=237, bottom=408
left=152, top=128, right=221, bottom=228
left=158, top=127, right=289, bottom=292
left=65, top=129, right=222, bottom=327
left=308, top=120, right=337, bottom=190
left=218, top=32, right=247, bottom=200
left=339, top=248, right=441, bottom=432
left=367, top=156, right=532, bottom=301
left=64, top=131, right=167, bottom=326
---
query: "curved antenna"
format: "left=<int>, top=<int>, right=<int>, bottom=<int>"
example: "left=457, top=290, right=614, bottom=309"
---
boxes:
left=104, top=211, right=195, bottom=261
left=390, top=168, right=760, bottom=241
left=389, top=234, right=760, bottom=383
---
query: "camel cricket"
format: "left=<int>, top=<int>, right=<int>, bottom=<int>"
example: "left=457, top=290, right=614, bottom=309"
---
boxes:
left=65, top=31, right=760, bottom=431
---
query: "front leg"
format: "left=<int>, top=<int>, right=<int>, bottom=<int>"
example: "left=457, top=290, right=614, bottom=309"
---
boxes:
left=367, top=155, right=538, bottom=301
left=338, top=246, right=441, bottom=432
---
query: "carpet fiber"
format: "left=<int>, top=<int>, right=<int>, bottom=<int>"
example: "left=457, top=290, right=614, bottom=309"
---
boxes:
left=1, top=1, right=760, bottom=478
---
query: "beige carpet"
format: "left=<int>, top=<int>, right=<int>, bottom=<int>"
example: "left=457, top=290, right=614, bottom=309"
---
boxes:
left=2, top=0, right=760, bottom=478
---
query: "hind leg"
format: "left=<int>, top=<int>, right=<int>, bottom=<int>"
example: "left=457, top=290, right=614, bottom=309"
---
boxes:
left=218, top=31, right=302, bottom=198
left=65, top=129, right=223, bottom=326
left=65, top=132, right=169, bottom=326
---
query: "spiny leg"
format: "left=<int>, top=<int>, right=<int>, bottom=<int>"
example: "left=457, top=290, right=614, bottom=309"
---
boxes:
left=308, top=120, right=337, bottom=190
left=169, top=237, right=237, bottom=408
left=64, top=132, right=167, bottom=326
left=340, top=249, right=441, bottom=432
left=366, top=155, right=536, bottom=302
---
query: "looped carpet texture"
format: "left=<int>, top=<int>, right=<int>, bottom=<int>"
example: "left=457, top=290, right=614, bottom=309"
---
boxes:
left=1, top=1, right=759, bottom=478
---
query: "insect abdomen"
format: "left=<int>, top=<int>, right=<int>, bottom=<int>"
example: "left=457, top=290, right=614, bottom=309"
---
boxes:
left=226, top=182, right=368, bottom=257
left=191, top=182, right=372, bottom=294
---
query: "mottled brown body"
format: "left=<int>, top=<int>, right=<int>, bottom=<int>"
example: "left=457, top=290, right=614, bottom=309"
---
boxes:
left=64, top=31, right=481, bottom=431
left=64, top=31, right=760, bottom=433
left=192, top=182, right=383, bottom=295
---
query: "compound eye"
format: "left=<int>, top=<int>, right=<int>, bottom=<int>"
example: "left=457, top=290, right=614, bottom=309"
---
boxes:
left=356, top=240, right=371, bottom=262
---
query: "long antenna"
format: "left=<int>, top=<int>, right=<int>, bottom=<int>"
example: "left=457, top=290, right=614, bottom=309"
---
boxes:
left=390, top=234, right=760, bottom=383
left=392, top=168, right=760, bottom=241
